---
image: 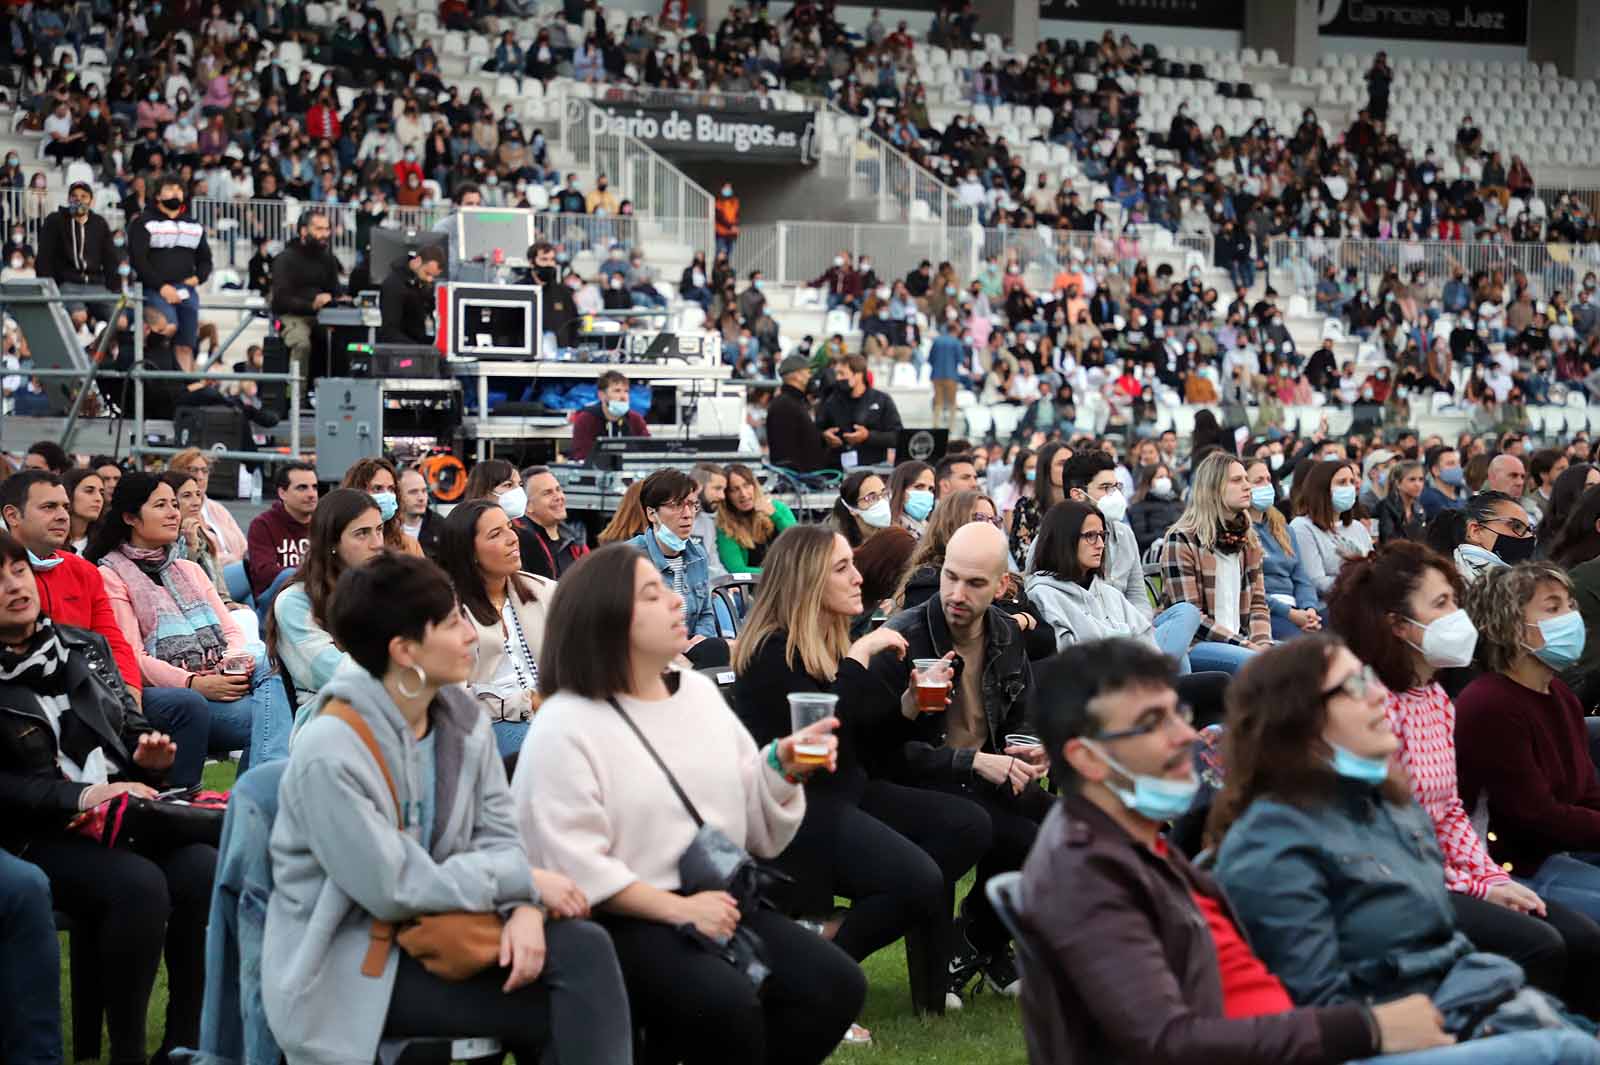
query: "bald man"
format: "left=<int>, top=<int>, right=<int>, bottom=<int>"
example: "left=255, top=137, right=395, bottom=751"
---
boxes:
left=1485, top=453, right=1527, bottom=499
left=872, top=519, right=1048, bottom=1002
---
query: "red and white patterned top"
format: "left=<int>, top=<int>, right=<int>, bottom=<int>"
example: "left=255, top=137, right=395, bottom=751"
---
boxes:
left=1385, top=683, right=1511, bottom=899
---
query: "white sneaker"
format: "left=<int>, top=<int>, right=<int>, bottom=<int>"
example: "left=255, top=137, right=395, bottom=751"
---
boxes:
left=944, top=991, right=965, bottom=1012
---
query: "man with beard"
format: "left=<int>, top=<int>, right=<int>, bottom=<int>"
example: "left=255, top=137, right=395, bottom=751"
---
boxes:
left=269, top=209, right=342, bottom=384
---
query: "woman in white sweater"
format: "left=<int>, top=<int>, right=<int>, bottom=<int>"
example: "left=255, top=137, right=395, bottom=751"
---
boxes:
left=513, top=542, right=867, bottom=1065
left=1289, top=459, right=1374, bottom=596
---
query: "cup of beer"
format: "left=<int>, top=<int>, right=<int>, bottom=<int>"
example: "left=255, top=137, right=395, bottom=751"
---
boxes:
left=787, top=692, right=838, bottom=768
left=912, top=658, right=953, bottom=712
left=1004, top=733, right=1042, bottom=751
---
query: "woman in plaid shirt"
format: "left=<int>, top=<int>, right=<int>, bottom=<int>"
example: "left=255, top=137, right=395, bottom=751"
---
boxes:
left=1156, top=451, right=1272, bottom=676
left=1330, top=541, right=1600, bottom=1016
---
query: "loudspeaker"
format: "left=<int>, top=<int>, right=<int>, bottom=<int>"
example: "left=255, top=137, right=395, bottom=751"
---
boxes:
left=260, top=335, right=289, bottom=418
left=173, top=407, right=250, bottom=500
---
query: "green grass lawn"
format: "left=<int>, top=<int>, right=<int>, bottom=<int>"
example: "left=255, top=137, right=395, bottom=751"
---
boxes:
left=62, top=761, right=1026, bottom=1064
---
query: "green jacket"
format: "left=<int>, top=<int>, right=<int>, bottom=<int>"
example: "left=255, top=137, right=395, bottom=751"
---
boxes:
left=716, top=499, right=797, bottom=574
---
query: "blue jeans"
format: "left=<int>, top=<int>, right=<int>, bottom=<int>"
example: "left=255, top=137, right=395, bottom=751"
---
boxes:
left=1352, top=1030, right=1600, bottom=1065
left=143, top=685, right=245, bottom=788
left=223, top=559, right=251, bottom=604
left=1152, top=603, right=1202, bottom=674
left=1187, top=640, right=1257, bottom=675
left=716, top=235, right=736, bottom=258
left=1517, top=852, right=1600, bottom=924
left=0, top=850, right=60, bottom=1065
left=253, top=566, right=296, bottom=629
left=144, top=283, right=202, bottom=350
left=203, top=648, right=292, bottom=775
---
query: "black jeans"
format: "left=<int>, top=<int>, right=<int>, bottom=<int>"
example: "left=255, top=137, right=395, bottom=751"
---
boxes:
left=927, top=778, right=1052, bottom=953
left=384, top=918, right=632, bottom=1065
left=25, top=835, right=215, bottom=1065
left=1451, top=891, right=1600, bottom=1019
left=600, top=908, right=865, bottom=1065
left=835, top=780, right=990, bottom=1013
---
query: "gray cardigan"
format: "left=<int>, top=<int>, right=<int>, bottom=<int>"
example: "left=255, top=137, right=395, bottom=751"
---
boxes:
left=263, top=661, right=538, bottom=1065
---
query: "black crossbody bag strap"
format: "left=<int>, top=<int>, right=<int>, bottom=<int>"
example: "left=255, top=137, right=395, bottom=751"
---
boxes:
left=607, top=696, right=705, bottom=828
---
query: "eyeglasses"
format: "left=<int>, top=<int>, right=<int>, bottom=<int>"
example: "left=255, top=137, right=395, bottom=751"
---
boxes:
left=1079, top=530, right=1107, bottom=544
left=1320, top=664, right=1385, bottom=702
left=1484, top=516, right=1533, bottom=539
left=856, top=490, right=886, bottom=508
left=658, top=498, right=701, bottom=515
left=1096, top=702, right=1194, bottom=742
left=972, top=514, right=1003, bottom=527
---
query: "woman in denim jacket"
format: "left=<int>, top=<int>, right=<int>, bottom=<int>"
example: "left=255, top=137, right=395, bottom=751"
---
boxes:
left=1244, top=459, right=1323, bottom=640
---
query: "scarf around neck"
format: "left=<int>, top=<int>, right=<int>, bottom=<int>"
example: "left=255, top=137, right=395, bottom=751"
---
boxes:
left=100, top=542, right=227, bottom=672
left=0, top=616, right=68, bottom=692
left=1213, top=512, right=1251, bottom=555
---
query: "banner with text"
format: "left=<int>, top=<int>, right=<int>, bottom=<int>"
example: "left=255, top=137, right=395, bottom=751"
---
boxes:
left=588, top=104, right=818, bottom=164
left=1040, top=0, right=1243, bottom=29
left=1316, top=0, right=1528, bottom=44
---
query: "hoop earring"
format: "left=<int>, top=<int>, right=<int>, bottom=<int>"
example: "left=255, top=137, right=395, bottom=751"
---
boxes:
left=396, top=662, right=427, bottom=698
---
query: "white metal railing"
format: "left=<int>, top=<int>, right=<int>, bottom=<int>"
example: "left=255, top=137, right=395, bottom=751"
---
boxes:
left=817, top=102, right=974, bottom=230
left=1266, top=235, right=1600, bottom=303
left=561, top=97, right=713, bottom=254
left=585, top=84, right=809, bottom=112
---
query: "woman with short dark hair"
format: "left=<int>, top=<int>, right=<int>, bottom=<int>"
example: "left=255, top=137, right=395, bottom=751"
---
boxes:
left=265, top=551, right=628, bottom=1065
left=514, top=542, right=865, bottom=1063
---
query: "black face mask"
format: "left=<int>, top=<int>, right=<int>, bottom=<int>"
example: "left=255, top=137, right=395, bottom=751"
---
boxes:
left=69, top=201, right=89, bottom=215
left=1494, top=533, right=1537, bottom=564
left=159, top=197, right=184, bottom=212
left=535, top=265, right=558, bottom=284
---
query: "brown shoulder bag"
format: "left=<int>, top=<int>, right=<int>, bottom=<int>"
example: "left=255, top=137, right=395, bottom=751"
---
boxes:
left=322, top=700, right=505, bottom=981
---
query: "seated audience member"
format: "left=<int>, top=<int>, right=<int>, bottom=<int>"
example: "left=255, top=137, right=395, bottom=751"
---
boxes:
left=170, top=447, right=248, bottom=568
left=876, top=520, right=1048, bottom=998
left=90, top=455, right=125, bottom=499
left=597, top=480, right=650, bottom=545
left=993, top=449, right=1034, bottom=526
left=166, top=470, right=253, bottom=637
left=266, top=489, right=384, bottom=715
left=887, top=460, right=937, bottom=540
left=897, top=490, right=1023, bottom=624
left=1329, top=542, right=1600, bottom=1009
left=396, top=466, right=441, bottom=557
left=626, top=469, right=727, bottom=668
left=341, top=456, right=424, bottom=556
left=570, top=369, right=649, bottom=462
left=1450, top=491, right=1537, bottom=583
left=1063, top=451, right=1149, bottom=617
left=733, top=525, right=989, bottom=1018
left=91, top=473, right=293, bottom=773
left=265, top=552, right=630, bottom=1065
left=62, top=467, right=104, bottom=555
left=1459, top=563, right=1600, bottom=924
left=1245, top=461, right=1323, bottom=640
left=0, top=848, right=60, bottom=1064
left=1289, top=460, right=1374, bottom=596
left=689, top=463, right=729, bottom=577
left=0, top=529, right=214, bottom=1065
left=833, top=469, right=892, bottom=548
left=245, top=461, right=318, bottom=602
left=935, top=453, right=981, bottom=497
left=1420, top=445, right=1468, bottom=521
left=1157, top=452, right=1271, bottom=674
left=1538, top=464, right=1599, bottom=557
left=514, top=465, right=589, bottom=581
left=717, top=462, right=798, bottom=573
left=1209, top=635, right=1600, bottom=1060
left=23, top=441, right=69, bottom=475
left=1027, top=500, right=1202, bottom=667
left=850, top=526, right=919, bottom=635
left=1022, top=637, right=1484, bottom=1064
left=1009, top=440, right=1070, bottom=568
left=1376, top=459, right=1430, bottom=544
left=512, top=542, right=865, bottom=1062
left=1128, top=461, right=1183, bottom=556
left=438, top=499, right=555, bottom=757
left=462, top=457, right=525, bottom=514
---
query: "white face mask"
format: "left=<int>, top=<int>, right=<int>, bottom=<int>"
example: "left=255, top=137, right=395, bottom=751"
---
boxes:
left=854, top=497, right=892, bottom=528
left=1094, top=488, right=1127, bottom=523
left=1405, top=608, right=1478, bottom=669
left=1151, top=476, right=1173, bottom=498
left=496, top=486, right=528, bottom=520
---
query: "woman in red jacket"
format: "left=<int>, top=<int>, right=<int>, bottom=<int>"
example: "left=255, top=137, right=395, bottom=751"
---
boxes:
left=305, top=94, right=340, bottom=141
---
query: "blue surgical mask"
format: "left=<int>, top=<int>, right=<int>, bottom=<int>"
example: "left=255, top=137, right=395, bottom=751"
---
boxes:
left=1250, top=485, right=1277, bottom=512
left=606, top=398, right=630, bottom=419
left=904, top=489, right=935, bottom=521
left=1084, top=740, right=1199, bottom=822
left=654, top=523, right=688, bottom=553
left=1440, top=466, right=1466, bottom=487
left=1331, top=485, right=1358, bottom=514
left=1024, top=469, right=1037, bottom=483
left=369, top=490, right=398, bottom=522
left=1329, top=742, right=1391, bottom=784
left=26, top=548, right=62, bottom=571
left=1527, top=611, right=1585, bottom=671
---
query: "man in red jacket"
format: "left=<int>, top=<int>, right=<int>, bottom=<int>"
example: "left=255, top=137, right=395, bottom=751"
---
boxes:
left=0, top=469, right=216, bottom=785
left=570, top=370, right=649, bottom=463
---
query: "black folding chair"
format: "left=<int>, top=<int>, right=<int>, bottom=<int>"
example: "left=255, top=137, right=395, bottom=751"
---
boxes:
left=710, top=573, right=759, bottom=639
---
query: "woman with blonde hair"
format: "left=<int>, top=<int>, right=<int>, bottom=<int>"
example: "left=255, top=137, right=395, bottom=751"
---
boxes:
left=732, top=525, right=990, bottom=1020
left=1156, top=450, right=1271, bottom=674
left=1243, top=458, right=1323, bottom=640
left=716, top=462, right=796, bottom=573
left=341, top=456, right=424, bottom=555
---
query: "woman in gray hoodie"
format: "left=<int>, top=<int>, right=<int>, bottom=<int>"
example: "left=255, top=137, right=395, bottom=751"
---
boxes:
left=262, top=552, right=630, bottom=1065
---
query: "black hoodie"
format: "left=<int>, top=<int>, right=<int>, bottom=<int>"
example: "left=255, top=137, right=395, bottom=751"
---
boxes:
left=35, top=206, right=119, bottom=290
